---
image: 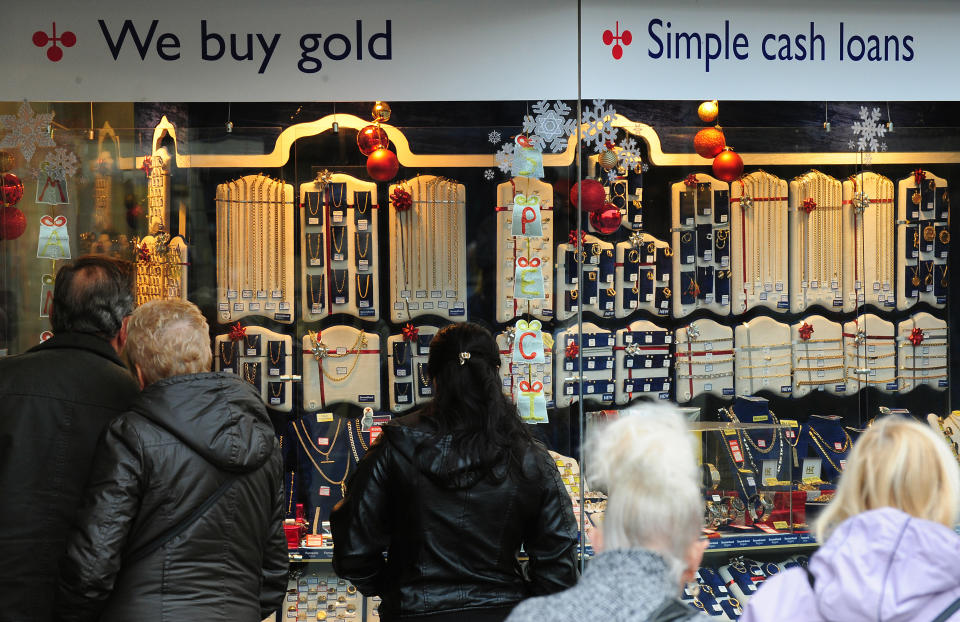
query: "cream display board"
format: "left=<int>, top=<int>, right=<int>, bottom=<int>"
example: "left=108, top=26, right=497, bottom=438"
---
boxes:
left=614, top=233, right=672, bottom=318
left=730, top=171, right=789, bottom=313
left=843, top=314, right=897, bottom=394
left=299, top=173, right=380, bottom=322
left=388, top=175, right=467, bottom=322
left=896, top=170, right=949, bottom=310
left=555, top=235, right=616, bottom=321
left=788, top=170, right=846, bottom=313
left=385, top=325, right=439, bottom=414
left=133, top=232, right=187, bottom=307
left=843, top=172, right=896, bottom=310
left=496, top=321, right=554, bottom=423
left=495, top=177, right=554, bottom=322
left=215, top=174, right=295, bottom=324
left=670, top=173, right=731, bottom=317
left=302, top=326, right=381, bottom=411
left=554, top=323, right=615, bottom=408
left=791, top=315, right=845, bottom=398
left=897, top=313, right=948, bottom=392
left=674, top=319, right=734, bottom=402
left=214, top=327, right=294, bottom=413
left=146, top=149, right=170, bottom=235
left=734, top=317, right=792, bottom=398
left=588, top=153, right=644, bottom=230
left=614, top=320, right=672, bottom=405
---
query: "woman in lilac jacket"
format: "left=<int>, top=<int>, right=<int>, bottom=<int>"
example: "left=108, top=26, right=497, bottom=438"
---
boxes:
left=741, top=416, right=960, bottom=622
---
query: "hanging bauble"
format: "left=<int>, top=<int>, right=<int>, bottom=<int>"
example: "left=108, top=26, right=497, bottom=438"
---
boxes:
left=569, top=178, right=606, bottom=213
left=357, top=125, right=389, bottom=156
left=698, top=100, right=719, bottom=123
left=598, top=141, right=619, bottom=171
left=366, top=148, right=399, bottom=182
left=372, top=101, right=392, bottom=123
left=0, top=206, right=26, bottom=241
left=693, top=127, right=725, bottom=159
left=712, top=147, right=744, bottom=182
left=589, top=203, right=621, bottom=234
left=0, top=151, right=15, bottom=173
left=1, top=172, right=24, bottom=207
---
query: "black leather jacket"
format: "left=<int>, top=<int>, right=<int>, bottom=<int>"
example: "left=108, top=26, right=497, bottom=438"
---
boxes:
left=331, top=411, right=579, bottom=621
left=55, top=372, right=288, bottom=622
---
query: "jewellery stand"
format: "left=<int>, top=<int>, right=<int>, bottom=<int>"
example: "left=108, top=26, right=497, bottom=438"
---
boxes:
left=301, top=326, right=381, bottom=410
left=554, top=322, right=615, bottom=408
left=495, top=177, right=554, bottom=322
left=730, top=170, right=789, bottom=313
left=896, top=170, right=949, bottom=310
left=843, top=172, right=896, bottom=310
left=734, top=316, right=792, bottom=398
left=614, top=234, right=671, bottom=318
left=496, top=321, right=555, bottom=419
left=587, top=153, right=644, bottom=231
left=386, top=325, right=439, bottom=413
left=897, top=312, right=948, bottom=392
left=614, top=320, right=672, bottom=405
left=791, top=315, right=845, bottom=398
left=388, top=175, right=467, bottom=323
left=555, top=234, right=616, bottom=321
left=290, top=416, right=357, bottom=523
left=146, top=149, right=170, bottom=236
left=300, top=174, right=380, bottom=322
left=788, top=170, right=847, bottom=313
left=670, top=172, right=731, bottom=317
left=134, top=233, right=188, bottom=307
left=214, top=327, right=293, bottom=413
left=674, top=319, right=734, bottom=402
left=843, top=313, right=897, bottom=394
left=805, top=414, right=850, bottom=482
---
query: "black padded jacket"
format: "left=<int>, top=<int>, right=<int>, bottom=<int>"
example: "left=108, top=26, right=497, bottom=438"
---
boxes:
left=330, top=410, right=579, bottom=622
left=55, top=372, right=288, bottom=622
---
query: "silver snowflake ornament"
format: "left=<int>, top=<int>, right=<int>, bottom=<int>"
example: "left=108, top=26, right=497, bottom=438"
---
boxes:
left=0, top=101, right=56, bottom=163
left=851, top=106, right=887, bottom=154
left=40, top=147, right=79, bottom=180
left=617, top=136, right=642, bottom=169
left=605, top=170, right=618, bottom=184
left=488, top=130, right=501, bottom=144
left=522, top=100, right=576, bottom=153
left=483, top=169, right=495, bottom=181
left=495, top=142, right=515, bottom=175
left=581, top=99, right=618, bottom=153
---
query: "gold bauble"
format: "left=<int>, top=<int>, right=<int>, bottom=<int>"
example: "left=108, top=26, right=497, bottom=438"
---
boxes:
left=598, top=149, right=619, bottom=171
left=698, top=100, right=719, bottom=123
left=372, top=101, right=391, bottom=123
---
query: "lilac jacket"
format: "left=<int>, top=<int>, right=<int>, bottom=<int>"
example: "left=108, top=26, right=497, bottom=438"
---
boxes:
left=741, top=508, right=960, bottom=622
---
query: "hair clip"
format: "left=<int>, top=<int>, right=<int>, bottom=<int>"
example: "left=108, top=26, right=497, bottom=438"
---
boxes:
left=458, top=352, right=471, bottom=366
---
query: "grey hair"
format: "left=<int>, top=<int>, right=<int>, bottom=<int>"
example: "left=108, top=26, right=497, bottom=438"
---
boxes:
left=585, top=403, right=703, bottom=584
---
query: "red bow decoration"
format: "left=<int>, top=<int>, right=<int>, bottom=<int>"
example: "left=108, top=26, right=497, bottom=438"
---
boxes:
left=518, top=380, right=544, bottom=393
left=229, top=322, right=247, bottom=341
left=139, top=155, right=152, bottom=173
left=564, top=342, right=579, bottom=360
left=684, top=174, right=698, bottom=187
left=604, top=140, right=616, bottom=150
left=516, top=135, right=534, bottom=149
left=909, top=327, right=924, bottom=346
left=801, top=198, right=817, bottom=214
left=914, top=169, right=926, bottom=185
left=40, top=215, right=67, bottom=227
left=568, top=229, right=586, bottom=248
left=391, top=187, right=412, bottom=212
left=402, top=323, right=419, bottom=342
left=798, top=322, right=814, bottom=341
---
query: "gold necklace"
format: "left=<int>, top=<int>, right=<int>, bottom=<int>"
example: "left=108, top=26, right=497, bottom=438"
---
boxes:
left=333, top=270, right=347, bottom=295
left=300, top=419, right=341, bottom=458
left=354, top=191, right=370, bottom=217
left=292, top=420, right=349, bottom=496
left=220, top=342, right=235, bottom=366
left=270, top=382, right=283, bottom=399
left=395, top=341, right=410, bottom=366
left=331, top=183, right=346, bottom=209
left=308, top=274, right=323, bottom=305
left=332, top=227, right=346, bottom=256
left=356, top=274, right=371, bottom=299
left=355, top=232, right=370, bottom=260
left=268, top=341, right=283, bottom=366
left=306, top=191, right=321, bottom=218
left=418, top=363, right=431, bottom=387
left=242, top=362, right=258, bottom=385
left=808, top=426, right=851, bottom=453
left=307, top=233, right=323, bottom=262
left=315, top=331, right=368, bottom=383
left=355, top=420, right=369, bottom=451
left=286, top=470, right=294, bottom=515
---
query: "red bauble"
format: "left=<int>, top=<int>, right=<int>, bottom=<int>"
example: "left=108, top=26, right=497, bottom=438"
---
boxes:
left=357, top=125, right=389, bottom=156
left=589, top=204, right=621, bottom=235
left=126, top=204, right=143, bottom=229
left=693, top=127, right=725, bottom=159
left=0, top=206, right=26, bottom=241
left=1, top=172, right=24, bottom=207
left=366, top=148, right=399, bottom=182
left=712, top=147, right=744, bottom=182
left=569, top=179, right=606, bottom=213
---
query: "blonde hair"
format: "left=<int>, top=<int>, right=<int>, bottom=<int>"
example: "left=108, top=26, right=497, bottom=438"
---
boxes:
left=586, top=403, right=702, bottom=582
left=815, top=416, right=960, bottom=541
left=125, top=299, right=212, bottom=386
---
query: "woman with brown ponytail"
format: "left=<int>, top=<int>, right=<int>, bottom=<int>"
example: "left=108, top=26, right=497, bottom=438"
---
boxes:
left=331, top=322, right=578, bottom=622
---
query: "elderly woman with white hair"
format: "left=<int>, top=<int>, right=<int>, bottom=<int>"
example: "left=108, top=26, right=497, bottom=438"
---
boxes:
left=506, top=404, right=708, bottom=622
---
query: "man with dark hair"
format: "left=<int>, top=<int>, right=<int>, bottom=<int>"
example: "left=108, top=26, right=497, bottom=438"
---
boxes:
left=0, top=255, right=140, bottom=622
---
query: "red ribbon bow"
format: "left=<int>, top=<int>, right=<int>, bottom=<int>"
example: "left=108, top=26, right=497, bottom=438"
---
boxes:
left=40, top=215, right=67, bottom=227
left=801, top=198, right=817, bottom=214
left=564, top=342, right=579, bottom=360
left=134, top=240, right=150, bottom=262
left=604, top=140, right=616, bottom=150
left=914, top=169, right=926, bottom=185
left=684, top=174, right=698, bottom=187
left=567, top=229, right=586, bottom=248
left=909, top=327, right=924, bottom=346
left=139, top=155, right=152, bottom=173
left=229, top=322, right=247, bottom=341
left=516, top=135, right=534, bottom=149
left=518, top=380, right=544, bottom=393
left=798, top=322, right=814, bottom=341
left=402, top=323, right=419, bottom=342
left=391, top=188, right=412, bottom=212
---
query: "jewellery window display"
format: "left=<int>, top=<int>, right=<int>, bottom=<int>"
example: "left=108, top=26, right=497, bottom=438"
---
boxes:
left=613, top=320, right=672, bottom=405
left=549, top=451, right=591, bottom=545
left=730, top=171, right=789, bottom=313
left=801, top=414, right=850, bottom=484
left=788, top=170, right=846, bottom=313
left=614, top=233, right=672, bottom=318
left=587, top=154, right=644, bottom=231
left=670, top=173, right=731, bottom=317
left=554, top=323, right=615, bottom=408
left=300, top=173, right=380, bottom=322
left=302, top=326, right=381, bottom=411
left=388, top=175, right=467, bottom=323
left=495, top=177, right=554, bottom=322
left=791, top=315, right=845, bottom=398
left=555, top=235, right=617, bottom=321
left=284, top=570, right=366, bottom=622
left=215, top=174, right=296, bottom=324
left=675, top=319, right=734, bottom=402
left=214, top=327, right=294, bottom=412
left=843, top=314, right=898, bottom=394
left=928, top=411, right=960, bottom=462
left=146, top=151, right=169, bottom=235
left=843, top=172, right=896, bottom=309
left=496, top=321, right=554, bottom=424
left=132, top=229, right=187, bottom=306
left=897, top=312, right=948, bottom=392
left=386, top=325, right=439, bottom=413
left=734, top=316, right=792, bottom=398
left=896, top=170, right=949, bottom=310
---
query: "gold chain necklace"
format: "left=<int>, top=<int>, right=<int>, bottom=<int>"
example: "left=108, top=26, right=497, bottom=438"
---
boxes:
left=355, top=232, right=370, bottom=260
left=315, top=330, right=368, bottom=383
left=300, top=419, right=341, bottom=458
left=807, top=426, right=851, bottom=453
left=333, top=269, right=347, bottom=295
left=307, top=232, right=323, bottom=261
left=306, top=191, right=321, bottom=217
left=356, top=274, right=372, bottom=299
left=220, top=342, right=235, bottom=366
left=292, top=420, right=349, bottom=496
left=354, top=191, right=370, bottom=217
left=332, top=227, right=346, bottom=255
left=268, top=341, right=283, bottom=366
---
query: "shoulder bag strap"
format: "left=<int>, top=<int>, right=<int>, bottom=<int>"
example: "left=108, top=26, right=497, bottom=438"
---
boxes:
left=931, top=596, right=960, bottom=622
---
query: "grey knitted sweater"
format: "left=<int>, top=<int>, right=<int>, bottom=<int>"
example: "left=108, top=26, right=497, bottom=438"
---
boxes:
left=506, top=549, right=706, bottom=622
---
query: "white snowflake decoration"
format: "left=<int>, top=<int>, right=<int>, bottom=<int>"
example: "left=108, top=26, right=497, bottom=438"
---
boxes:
left=41, top=147, right=79, bottom=180
left=522, top=100, right=576, bottom=153
left=483, top=169, right=495, bottom=180
left=488, top=130, right=501, bottom=144
left=581, top=99, right=618, bottom=153
left=495, top=142, right=515, bottom=174
left=605, top=170, right=618, bottom=184
left=851, top=106, right=887, bottom=154
left=617, top=136, right=642, bottom=170
left=641, top=163, right=649, bottom=172
left=0, top=101, right=56, bottom=163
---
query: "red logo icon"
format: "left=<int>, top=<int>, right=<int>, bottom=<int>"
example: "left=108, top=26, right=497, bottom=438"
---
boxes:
left=33, top=22, right=76, bottom=62
left=602, top=21, right=631, bottom=59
